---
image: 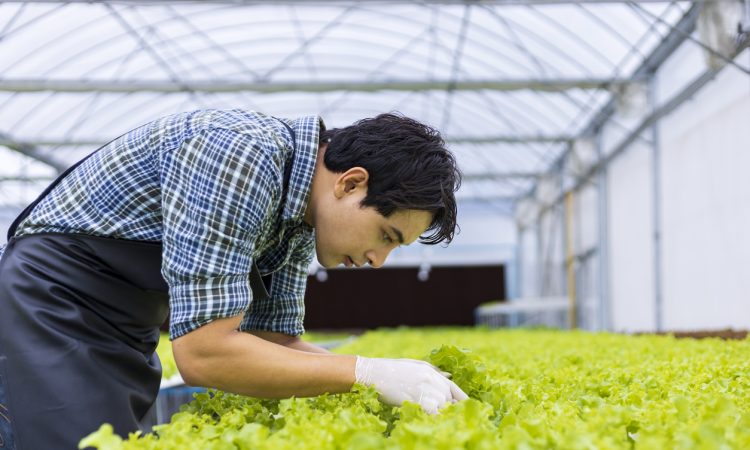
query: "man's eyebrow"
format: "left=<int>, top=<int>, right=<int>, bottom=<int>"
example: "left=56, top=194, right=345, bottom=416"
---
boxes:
left=390, top=226, right=405, bottom=245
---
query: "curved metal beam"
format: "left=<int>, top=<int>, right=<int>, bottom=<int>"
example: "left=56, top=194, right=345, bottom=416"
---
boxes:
left=0, top=78, right=631, bottom=93
left=3, top=1, right=706, bottom=4
left=0, top=133, right=66, bottom=172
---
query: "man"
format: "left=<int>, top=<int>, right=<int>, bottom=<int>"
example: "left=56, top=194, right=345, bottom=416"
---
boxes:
left=0, top=109, right=466, bottom=449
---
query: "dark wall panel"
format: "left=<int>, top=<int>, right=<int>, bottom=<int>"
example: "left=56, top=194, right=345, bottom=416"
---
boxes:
left=303, top=265, right=505, bottom=329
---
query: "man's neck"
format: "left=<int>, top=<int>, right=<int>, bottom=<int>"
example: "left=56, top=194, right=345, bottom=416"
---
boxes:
left=303, top=142, right=328, bottom=227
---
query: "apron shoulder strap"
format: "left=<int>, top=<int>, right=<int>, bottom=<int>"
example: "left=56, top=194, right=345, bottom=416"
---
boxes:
left=273, top=117, right=296, bottom=198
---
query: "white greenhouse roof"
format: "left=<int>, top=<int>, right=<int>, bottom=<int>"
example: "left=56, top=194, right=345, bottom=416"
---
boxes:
left=0, top=0, right=748, bottom=211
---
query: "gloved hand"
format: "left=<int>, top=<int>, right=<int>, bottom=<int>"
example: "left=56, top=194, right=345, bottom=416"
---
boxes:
left=354, top=356, right=469, bottom=414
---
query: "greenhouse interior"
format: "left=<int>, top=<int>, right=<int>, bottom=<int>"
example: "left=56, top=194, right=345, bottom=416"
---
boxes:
left=0, top=0, right=749, bottom=449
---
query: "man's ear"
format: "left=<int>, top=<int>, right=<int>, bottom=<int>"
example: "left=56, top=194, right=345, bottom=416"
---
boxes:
left=334, top=167, right=369, bottom=199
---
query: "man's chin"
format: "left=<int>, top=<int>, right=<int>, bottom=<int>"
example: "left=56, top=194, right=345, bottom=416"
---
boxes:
left=316, top=252, right=340, bottom=269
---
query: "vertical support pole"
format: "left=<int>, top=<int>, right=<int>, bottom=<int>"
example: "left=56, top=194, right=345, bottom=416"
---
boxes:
left=565, top=191, right=577, bottom=329
left=506, top=247, right=518, bottom=300
left=558, top=160, right=567, bottom=300
left=536, top=218, right=544, bottom=297
left=649, top=71, right=664, bottom=332
left=512, top=224, right=524, bottom=300
left=596, top=130, right=611, bottom=331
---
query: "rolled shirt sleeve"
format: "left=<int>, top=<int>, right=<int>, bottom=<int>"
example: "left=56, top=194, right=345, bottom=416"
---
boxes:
left=160, top=126, right=280, bottom=340
left=241, top=230, right=315, bottom=336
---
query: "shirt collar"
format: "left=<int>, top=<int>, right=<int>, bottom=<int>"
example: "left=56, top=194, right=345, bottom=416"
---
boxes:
left=277, top=115, right=323, bottom=225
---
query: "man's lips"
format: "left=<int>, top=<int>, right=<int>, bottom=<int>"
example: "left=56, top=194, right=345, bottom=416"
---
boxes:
left=344, top=256, right=358, bottom=268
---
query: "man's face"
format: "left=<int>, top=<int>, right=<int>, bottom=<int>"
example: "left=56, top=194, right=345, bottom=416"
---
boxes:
left=314, top=191, right=433, bottom=269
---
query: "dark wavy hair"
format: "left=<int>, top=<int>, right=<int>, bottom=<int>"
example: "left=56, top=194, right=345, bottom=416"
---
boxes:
left=320, top=113, right=461, bottom=245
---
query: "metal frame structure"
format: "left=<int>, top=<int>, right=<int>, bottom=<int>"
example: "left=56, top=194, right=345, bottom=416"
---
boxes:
left=0, top=1, right=716, bottom=180
left=514, top=0, right=750, bottom=331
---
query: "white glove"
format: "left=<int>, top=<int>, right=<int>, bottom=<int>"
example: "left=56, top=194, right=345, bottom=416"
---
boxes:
left=354, top=356, right=469, bottom=414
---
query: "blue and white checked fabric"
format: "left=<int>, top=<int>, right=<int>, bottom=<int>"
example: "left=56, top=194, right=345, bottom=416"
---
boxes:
left=4, top=109, right=321, bottom=339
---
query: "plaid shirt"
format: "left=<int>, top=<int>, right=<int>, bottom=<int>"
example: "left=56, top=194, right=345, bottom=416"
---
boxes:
left=5, top=109, right=320, bottom=339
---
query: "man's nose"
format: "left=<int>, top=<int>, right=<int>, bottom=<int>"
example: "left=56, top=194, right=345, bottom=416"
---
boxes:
left=365, top=248, right=391, bottom=268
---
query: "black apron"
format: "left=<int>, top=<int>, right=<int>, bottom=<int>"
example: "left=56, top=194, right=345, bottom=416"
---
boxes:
left=0, top=120, right=296, bottom=449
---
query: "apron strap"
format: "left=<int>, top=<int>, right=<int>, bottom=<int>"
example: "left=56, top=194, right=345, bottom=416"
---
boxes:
left=274, top=117, right=296, bottom=200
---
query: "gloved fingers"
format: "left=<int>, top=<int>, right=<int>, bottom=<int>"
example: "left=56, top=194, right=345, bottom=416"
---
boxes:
left=448, top=379, right=469, bottom=401
left=358, top=356, right=464, bottom=411
left=409, top=359, right=454, bottom=379
left=420, top=397, right=440, bottom=415
left=427, top=364, right=453, bottom=379
left=426, top=362, right=451, bottom=378
left=396, top=358, right=447, bottom=374
left=417, top=385, right=448, bottom=415
left=430, top=373, right=456, bottom=404
left=396, top=361, right=451, bottom=385
left=377, top=392, right=403, bottom=407
left=426, top=376, right=451, bottom=399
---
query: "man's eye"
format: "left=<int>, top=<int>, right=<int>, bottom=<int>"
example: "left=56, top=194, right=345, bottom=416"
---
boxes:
left=383, top=233, right=393, bottom=243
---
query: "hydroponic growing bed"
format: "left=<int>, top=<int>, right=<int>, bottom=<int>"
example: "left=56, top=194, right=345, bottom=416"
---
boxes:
left=82, top=328, right=750, bottom=449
